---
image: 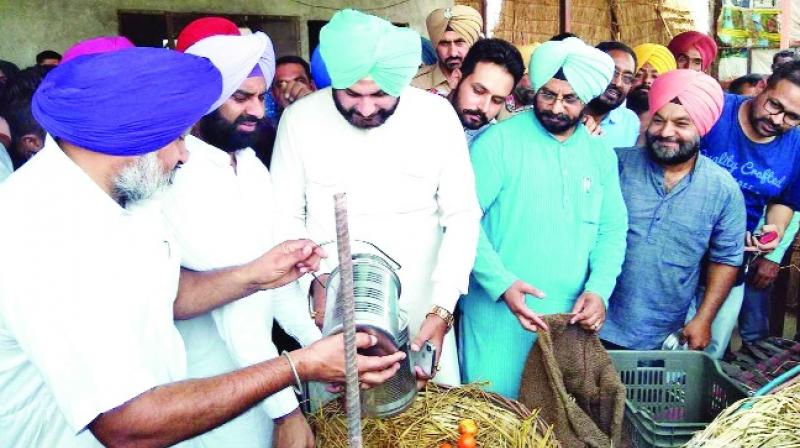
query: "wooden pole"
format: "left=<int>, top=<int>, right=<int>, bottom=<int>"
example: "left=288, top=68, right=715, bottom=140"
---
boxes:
left=333, top=193, right=362, bottom=448
left=560, top=0, right=571, bottom=34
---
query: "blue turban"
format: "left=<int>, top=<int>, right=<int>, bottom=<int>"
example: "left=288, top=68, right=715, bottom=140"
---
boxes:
left=32, top=47, right=222, bottom=156
left=421, top=37, right=437, bottom=66
left=310, top=45, right=331, bottom=89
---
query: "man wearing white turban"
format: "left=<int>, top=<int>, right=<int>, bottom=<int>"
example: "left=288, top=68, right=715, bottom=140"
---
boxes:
left=460, top=37, right=629, bottom=398
left=144, top=18, right=319, bottom=447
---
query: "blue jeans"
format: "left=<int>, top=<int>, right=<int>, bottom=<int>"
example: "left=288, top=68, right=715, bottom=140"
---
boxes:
left=739, top=284, right=772, bottom=343
left=686, top=284, right=745, bottom=359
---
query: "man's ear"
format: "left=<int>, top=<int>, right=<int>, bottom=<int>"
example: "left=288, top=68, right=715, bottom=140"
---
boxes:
left=20, top=133, right=45, bottom=155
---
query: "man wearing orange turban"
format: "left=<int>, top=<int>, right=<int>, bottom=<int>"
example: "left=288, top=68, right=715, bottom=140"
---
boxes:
left=411, top=5, right=483, bottom=96
left=668, top=31, right=718, bottom=73
left=601, top=69, right=747, bottom=354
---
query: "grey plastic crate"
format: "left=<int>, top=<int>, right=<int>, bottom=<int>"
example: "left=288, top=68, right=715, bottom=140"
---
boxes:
left=608, top=350, right=748, bottom=448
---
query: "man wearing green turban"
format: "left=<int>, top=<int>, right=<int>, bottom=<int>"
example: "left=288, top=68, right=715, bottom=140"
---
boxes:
left=271, top=9, right=481, bottom=389
left=460, top=37, right=629, bottom=398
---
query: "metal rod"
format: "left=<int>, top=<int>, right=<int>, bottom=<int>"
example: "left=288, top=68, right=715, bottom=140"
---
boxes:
left=333, top=192, right=362, bottom=448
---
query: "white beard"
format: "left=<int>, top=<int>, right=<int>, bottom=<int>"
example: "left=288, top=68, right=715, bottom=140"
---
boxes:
left=113, top=152, right=172, bottom=205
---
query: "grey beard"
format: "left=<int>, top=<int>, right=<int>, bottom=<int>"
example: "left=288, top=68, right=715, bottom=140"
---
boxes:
left=113, top=152, right=173, bottom=206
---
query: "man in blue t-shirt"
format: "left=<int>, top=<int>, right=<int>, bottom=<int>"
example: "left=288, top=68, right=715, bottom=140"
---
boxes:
left=697, top=60, right=800, bottom=358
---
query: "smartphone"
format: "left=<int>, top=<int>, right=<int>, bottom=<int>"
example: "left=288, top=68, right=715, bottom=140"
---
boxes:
left=757, top=231, right=779, bottom=244
left=412, top=341, right=437, bottom=377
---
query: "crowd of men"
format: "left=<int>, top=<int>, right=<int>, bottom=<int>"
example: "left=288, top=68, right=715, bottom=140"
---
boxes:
left=1, top=5, right=800, bottom=447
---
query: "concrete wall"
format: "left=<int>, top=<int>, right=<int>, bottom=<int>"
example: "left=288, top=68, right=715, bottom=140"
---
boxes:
left=0, top=0, right=453, bottom=67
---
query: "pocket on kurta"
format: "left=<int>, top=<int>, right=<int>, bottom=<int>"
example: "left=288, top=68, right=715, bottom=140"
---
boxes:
left=662, top=218, right=710, bottom=268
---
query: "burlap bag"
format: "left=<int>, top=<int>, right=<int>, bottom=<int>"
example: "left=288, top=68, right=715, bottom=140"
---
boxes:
left=518, top=314, right=626, bottom=448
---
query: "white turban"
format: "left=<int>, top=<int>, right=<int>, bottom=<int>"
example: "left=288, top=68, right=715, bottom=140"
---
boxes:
left=186, top=32, right=276, bottom=112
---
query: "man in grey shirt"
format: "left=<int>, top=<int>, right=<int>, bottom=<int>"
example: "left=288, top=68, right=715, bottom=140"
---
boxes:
left=600, top=69, right=746, bottom=350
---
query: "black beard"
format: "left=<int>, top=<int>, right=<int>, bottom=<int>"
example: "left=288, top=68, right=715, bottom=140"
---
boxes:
left=441, top=57, right=463, bottom=71
left=534, top=105, right=584, bottom=135
left=451, top=86, right=489, bottom=130
left=589, top=85, right=626, bottom=115
left=626, top=86, right=650, bottom=115
left=332, top=91, right=400, bottom=129
left=645, top=131, right=700, bottom=165
left=198, top=109, right=259, bottom=153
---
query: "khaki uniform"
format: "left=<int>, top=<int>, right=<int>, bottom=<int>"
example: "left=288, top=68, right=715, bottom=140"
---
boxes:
left=411, top=63, right=452, bottom=97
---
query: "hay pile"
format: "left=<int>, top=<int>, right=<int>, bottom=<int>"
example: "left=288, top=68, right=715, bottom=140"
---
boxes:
left=309, top=383, right=560, bottom=448
left=687, top=382, right=800, bottom=447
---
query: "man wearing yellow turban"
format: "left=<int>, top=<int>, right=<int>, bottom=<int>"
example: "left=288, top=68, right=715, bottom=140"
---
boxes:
left=271, top=9, right=481, bottom=389
left=628, top=43, right=677, bottom=142
left=411, top=5, right=483, bottom=96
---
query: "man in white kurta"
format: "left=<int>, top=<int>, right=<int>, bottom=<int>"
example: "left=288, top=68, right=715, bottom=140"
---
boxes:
left=157, top=25, right=320, bottom=447
left=270, top=10, right=480, bottom=386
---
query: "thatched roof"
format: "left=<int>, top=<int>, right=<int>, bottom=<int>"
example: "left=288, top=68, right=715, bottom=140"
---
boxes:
left=457, top=0, right=695, bottom=46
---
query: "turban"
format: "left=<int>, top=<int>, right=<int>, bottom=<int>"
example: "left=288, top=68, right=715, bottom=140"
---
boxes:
left=426, top=6, right=482, bottom=48
left=185, top=32, right=276, bottom=112
left=668, top=31, right=718, bottom=71
left=32, top=48, right=222, bottom=156
left=310, top=45, right=331, bottom=89
left=421, top=37, right=437, bottom=66
left=633, top=44, right=677, bottom=74
left=648, top=69, right=723, bottom=136
left=530, top=37, right=614, bottom=103
left=62, top=36, right=134, bottom=63
left=320, top=9, right=421, bottom=97
left=176, top=17, right=240, bottom=52
left=516, top=43, right=540, bottom=74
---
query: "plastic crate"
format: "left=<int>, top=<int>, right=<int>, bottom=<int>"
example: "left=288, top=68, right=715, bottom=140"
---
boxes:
left=608, top=350, right=748, bottom=448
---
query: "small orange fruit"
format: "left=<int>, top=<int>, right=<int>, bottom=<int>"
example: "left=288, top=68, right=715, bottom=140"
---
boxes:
left=457, top=434, right=477, bottom=448
left=458, top=419, right=478, bottom=436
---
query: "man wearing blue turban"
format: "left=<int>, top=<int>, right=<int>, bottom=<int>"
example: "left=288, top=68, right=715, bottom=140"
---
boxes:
left=460, top=37, right=629, bottom=398
left=271, top=9, right=481, bottom=388
left=0, top=47, right=405, bottom=447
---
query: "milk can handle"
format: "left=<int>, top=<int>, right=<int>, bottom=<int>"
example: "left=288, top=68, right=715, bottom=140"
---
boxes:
left=316, top=239, right=402, bottom=270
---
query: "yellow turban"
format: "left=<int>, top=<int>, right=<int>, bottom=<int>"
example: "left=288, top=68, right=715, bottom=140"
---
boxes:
left=426, top=6, right=483, bottom=48
left=516, top=43, right=540, bottom=74
left=633, top=43, right=677, bottom=74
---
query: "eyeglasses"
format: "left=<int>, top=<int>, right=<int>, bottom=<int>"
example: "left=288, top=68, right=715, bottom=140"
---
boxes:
left=613, top=69, right=635, bottom=86
left=763, top=97, right=800, bottom=126
left=536, top=89, right=582, bottom=107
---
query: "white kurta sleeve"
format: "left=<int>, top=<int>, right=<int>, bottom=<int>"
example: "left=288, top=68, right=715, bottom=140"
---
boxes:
left=2, top=240, right=178, bottom=433
left=272, top=282, right=322, bottom=347
left=430, top=110, right=482, bottom=313
left=209, top=293, right=299, bottom=419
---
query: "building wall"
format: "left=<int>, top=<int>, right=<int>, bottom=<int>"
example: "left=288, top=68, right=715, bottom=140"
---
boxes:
left=0, top=0, right=452, bottom=67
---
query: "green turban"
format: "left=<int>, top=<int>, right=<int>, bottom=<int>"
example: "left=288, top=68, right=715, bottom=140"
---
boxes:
left=320, top=9, right=421, bottom=97
left=530, top=37, right=615, bottom=103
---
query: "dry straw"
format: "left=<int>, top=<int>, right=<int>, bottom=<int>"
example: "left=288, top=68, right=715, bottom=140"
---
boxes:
left=309, top=383, right=561, bottom=448
left=687, top=382, right=800, bottom=447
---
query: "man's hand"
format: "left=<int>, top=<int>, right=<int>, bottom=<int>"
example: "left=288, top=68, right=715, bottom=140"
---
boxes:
left=502, top=280, right=549, bottom=332
left=294, top=333, right=405, bottom=388
left=745, top=224, right=782, bottom=253
left=446, top=68, right=462, bottom=91
left=582, top=115, right=603, bottom=136
left=244, top=240, right=326, bottom=291
left=273, top=408, right=314, bottom=448
left=277, top=80, right=314, bottom=108
left=410, top=314, right=448, bottom=389
left=569, top=291, right=606, bottom=331
left=683, top=317, right=712, bottom=350
left=309, top=273, right=329, bottom=328
left=749, top=257, right=781, bottom=289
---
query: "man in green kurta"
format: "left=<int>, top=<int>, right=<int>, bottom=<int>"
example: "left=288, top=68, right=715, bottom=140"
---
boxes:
left=460, top=37, right=629, bottom=398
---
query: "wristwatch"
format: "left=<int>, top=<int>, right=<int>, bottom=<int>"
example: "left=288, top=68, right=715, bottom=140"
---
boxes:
left=427, top=305, right=455, bottom=331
